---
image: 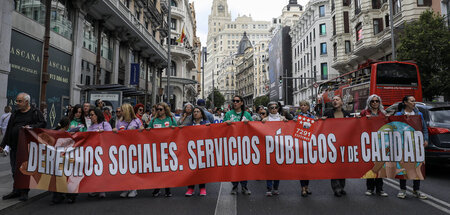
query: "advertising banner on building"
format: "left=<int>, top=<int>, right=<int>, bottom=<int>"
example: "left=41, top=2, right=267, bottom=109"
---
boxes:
left=15, top=116, right=426, bottom=193
left=7, top=30, right=71, bottom=128
left=89, top=91, right=123, bottom=111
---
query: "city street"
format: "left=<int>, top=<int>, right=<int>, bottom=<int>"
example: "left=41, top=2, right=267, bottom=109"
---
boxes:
left=1, top=159, right=449, bottom=215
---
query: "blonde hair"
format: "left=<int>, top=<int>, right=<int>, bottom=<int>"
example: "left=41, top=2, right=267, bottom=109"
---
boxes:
left=299, top=100, right=310, bottom=107
left=156, top=102, right=173, bottom=118
left=121, top=103, right=137, bottom=123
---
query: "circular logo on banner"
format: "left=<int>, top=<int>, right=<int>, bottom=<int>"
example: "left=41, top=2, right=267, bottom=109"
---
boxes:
left=164, top=121, right=170, bottom=127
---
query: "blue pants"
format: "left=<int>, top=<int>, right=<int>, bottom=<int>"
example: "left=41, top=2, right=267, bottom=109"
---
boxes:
left=266, top=180, right=280, bottom=190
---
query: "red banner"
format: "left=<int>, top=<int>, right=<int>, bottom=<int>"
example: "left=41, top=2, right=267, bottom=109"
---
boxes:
left=15, top=116, right=426, bottom=193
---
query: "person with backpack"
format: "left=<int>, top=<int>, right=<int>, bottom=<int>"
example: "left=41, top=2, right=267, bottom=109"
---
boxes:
left=223, top=95, right=253, bottom=195
left=147, top=102, right=177, bottom=197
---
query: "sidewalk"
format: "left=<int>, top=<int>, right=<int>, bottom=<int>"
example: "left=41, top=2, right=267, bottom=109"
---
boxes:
left=0, top=156, right=47, bottom=211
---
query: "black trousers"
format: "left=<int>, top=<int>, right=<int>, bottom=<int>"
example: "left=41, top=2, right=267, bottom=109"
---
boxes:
left=188, top=184, right=206, bottom=189
left=400, top=179, right=420, bottom=191
left=366, top=178, right=384, bottom=191
left=10, top=149, right=29, bottom=194
left=331, top=179, right=346, bottom=192
left=300, top=180, right=309, bottom=187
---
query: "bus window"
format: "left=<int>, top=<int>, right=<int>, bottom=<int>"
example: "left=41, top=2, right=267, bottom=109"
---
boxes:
left=376, top=63, right=418, bottom=86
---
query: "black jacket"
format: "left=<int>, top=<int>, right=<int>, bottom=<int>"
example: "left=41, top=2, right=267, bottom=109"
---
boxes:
left=0, top=106, right=46, bottom=150
left=323, top=108, right=351, bottom=118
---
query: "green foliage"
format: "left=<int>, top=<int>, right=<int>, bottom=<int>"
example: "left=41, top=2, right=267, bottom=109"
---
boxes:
left=398, top=10, right=450, bottom=100
left=207, top=88, right=225, bottom=109
left=253, top=95, right=270, bottom=108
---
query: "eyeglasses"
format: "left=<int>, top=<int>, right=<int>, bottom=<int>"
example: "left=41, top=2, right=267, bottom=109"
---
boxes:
left=269, top=106, right=278, bottom=110
left=116, top=110, right=121, bottom=113
left=156, top=108, right=164, bottom=111
left=370, top=100, right=380, bottom=103
left=232, top=100, right=241, bottom=103
left=138, top=108, right=144, bottom=111
left=261, top=112, right=267, bottom=115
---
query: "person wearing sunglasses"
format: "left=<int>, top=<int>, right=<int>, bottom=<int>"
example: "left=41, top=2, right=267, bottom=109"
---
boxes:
left=147, top=102, right=177, bottom=197
left=261, top=102, right=287, bottom=196
left=259, top=109, right=268, bottom=120
left=223, top=95, right=253, bottom=195
left=134, top=103, right=145, bottom=125
left=359, top=94, right=389, bottom=197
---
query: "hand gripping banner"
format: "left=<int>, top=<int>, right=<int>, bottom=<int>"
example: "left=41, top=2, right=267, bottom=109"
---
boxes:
left=15, top=116, right=426, bottom=193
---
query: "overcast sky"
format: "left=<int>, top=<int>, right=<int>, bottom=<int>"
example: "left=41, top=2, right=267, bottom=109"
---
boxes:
left=190, top=0, right=310, bottom=46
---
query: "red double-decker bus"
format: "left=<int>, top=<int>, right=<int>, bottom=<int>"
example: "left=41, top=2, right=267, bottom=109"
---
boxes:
left=316, top=60, right=423, bottom=115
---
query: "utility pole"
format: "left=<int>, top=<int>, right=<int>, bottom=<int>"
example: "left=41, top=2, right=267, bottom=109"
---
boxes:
left=389, top=0, right=396, bottom=60
left=40, top=0, right=51, bottom=114
left=166, top=0, right=172, bottom=104
left=202, top=47, right=207, bottom=99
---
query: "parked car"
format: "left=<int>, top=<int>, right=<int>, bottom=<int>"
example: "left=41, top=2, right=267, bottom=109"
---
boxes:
left=386, top=102, right=450, bottom=164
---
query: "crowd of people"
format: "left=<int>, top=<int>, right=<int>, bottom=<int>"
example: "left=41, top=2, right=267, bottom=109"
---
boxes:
left=0, top=92, right=429, bottom=204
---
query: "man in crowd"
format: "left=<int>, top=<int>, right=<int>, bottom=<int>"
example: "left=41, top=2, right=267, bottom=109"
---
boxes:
left=83, top=102, right=92, bottom=128
left=0, top=93, right=46, bottom=201
left=197, top=99, right=214, bottom=123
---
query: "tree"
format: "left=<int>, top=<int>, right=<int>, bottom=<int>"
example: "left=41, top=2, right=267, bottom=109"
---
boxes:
left=397, top=10, right=450, bottom=101
left=253, top=95, right=270, bottom=108
left=207, top=88, right=225, bottom=109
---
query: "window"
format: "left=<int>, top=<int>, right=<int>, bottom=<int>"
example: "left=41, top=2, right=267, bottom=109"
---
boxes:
left=321, top=63, right=328, bottom=80
left=343, top=0, right=351, bottom=6
left=320, top=43, right=327, bottom=55
left=355, top=0, right=361, bottom=15
left=333, top=42, right=337, bottom=57
left=171, top=0, right=177, bottom=7
left=393, top=0, right=401, bottom=15
left=319, top=24, right=326, bottom=35
left=314, top=47, right=316, bottom=58
left=170, top=18, right=176, bottom=30
left=319, top=5, right=325, bottom=17
left=345, top=40, right=351, bottom=54
left=313, top=28, right=316, bottom=39
left=385, top=14, right=390, bottom=27
left=331, top=0, right=335, bottom=11
left=373, top=18, right=383, bottom=34
left=344, top=12, right=350, bottom=33
left=332, top=16, right=336, bottom=36
left=170, top=61, right=177, bottom=76
left=417, top=0, right=432, bottom=6
left=356, top=23, right=363, bottom=41
left=372, top=0, right=381, bottom=9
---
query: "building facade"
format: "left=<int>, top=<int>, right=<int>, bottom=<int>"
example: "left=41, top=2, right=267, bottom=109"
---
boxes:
left=331, top=0, right=442, bottom=71
left=205, top=0, right=271, bottom=99
left=290, top=0, right=339, bottom=106
left=235, top=32, right=254, bottom=107
left=161, top=0, right=199, bottom=109
left=253, top=40, right=270, bottom=98
left=1, top=0, right=169, bottom=127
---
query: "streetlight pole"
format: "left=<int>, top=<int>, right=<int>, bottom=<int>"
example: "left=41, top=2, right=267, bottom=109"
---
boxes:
left=166, top=0, right=172, bottom=104
left=389, top=0, right=396, bottom=60
left=202, top=47, right=207, bottom=99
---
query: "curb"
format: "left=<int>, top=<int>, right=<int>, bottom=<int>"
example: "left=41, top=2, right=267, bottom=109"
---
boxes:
left=0, top=191, right=50, bottom=215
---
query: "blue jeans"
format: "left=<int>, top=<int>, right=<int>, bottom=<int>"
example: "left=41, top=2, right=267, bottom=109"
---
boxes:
left=266, top=180, right=280, bottom=190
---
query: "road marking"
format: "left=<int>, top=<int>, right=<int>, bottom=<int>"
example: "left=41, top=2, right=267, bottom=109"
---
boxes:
left=214, top=182, right=237, bottom=215
left=384, top=179, right=450, bottom=214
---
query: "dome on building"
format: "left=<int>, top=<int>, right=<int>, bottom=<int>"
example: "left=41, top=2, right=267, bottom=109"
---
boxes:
left=237, top=32, right=253, bottom=55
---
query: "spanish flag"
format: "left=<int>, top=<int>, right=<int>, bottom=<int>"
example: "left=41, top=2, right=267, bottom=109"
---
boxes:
left=176, top=25, right=185, bottom=44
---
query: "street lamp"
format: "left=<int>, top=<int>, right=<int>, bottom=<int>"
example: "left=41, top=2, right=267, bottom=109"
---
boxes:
left=166, top=0, right=172, bottom=104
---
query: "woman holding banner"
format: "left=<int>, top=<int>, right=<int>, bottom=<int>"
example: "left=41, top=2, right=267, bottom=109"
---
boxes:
left=147, top=102, right=177, bottom=197
left=68, top=104, right=87, bottom=132
left=184, top=107, right=211, bottom=197
left=87, top=108, right=113, bottom=198
left=360, top=95, right=389, bottom=197
left=113, top=103, right=144, bottom=198
left=224, top=95, right=253, bottom=195
left=295, top=100, right=315, bottom=197
left=322, top=95, right=351, bottom=197
left=262, top=102, right=288, bottom=196
left=395, top=96, right=428, bottom=200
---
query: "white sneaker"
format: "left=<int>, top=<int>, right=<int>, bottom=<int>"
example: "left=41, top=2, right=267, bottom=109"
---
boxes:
left=377, top=191, right=388, bottom=197
left=99, top=192, right=106, bottom=198
left=365, top=190, right=374, bottom=196
left=128, top=190, right=138, bottom=198
left=397, top=190, right=406, bottom=199
left=413, top=190, right=427, bottom=200
left=120, top=191, right=129, bottom=198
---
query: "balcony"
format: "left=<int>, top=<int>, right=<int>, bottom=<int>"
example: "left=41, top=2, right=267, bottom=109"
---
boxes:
left=96, top=0, right=168, bottom=62
left=171, top=6, right=185, bottom=19
left=170, top=45, right=196, bottom=68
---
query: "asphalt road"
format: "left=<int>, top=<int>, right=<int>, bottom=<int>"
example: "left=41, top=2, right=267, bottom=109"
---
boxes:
left=2, top=163, right=449, bottom=215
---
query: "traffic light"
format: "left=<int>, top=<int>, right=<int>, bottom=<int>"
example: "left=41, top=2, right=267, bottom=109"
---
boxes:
left=279, top=75, right=283, bottom=84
